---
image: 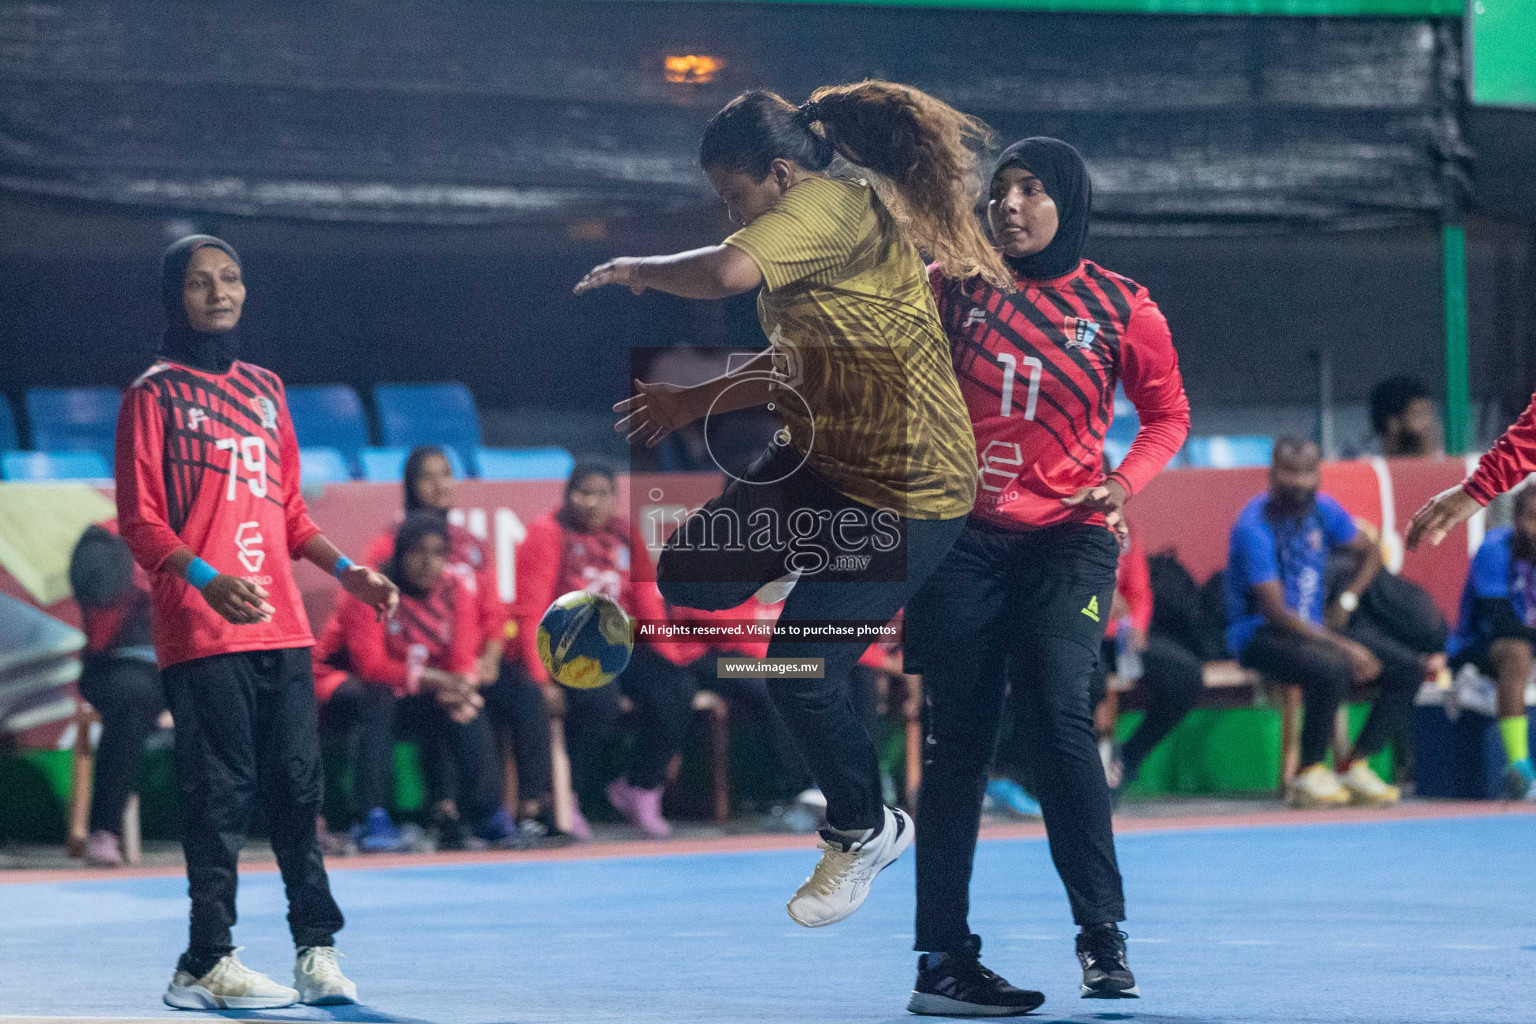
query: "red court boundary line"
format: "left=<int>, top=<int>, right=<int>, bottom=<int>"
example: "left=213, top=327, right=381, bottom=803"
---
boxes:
left=4, top=800, right=1532, bottom=886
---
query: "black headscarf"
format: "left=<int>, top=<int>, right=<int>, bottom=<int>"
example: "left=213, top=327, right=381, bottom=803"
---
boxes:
left=160, top=234, right=243, bottom=373
left=387, top=510, right=450, bottom=597
left=403, top=444, right=453, bottom=516
left=992, top=138, right=1092, bottom=282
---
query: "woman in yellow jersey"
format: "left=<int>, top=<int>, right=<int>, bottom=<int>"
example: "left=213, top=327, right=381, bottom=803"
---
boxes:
left=575, top=82, right=1006, bottom=927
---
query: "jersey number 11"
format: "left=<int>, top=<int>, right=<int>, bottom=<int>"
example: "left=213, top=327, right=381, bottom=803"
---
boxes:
left=997, top=353, right=1041, bottom=421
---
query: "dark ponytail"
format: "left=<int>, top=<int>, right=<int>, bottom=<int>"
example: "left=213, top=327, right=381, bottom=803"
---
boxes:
left=700, top=82, right=1011, bottom=290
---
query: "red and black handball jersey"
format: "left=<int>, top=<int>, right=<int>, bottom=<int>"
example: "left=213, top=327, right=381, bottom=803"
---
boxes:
left=312, top=574, right=478, bottom=702
left=1465, top=388, right=1536, bottom=504
left=115, top=359, right=321, bottom=668
left=929, top=260, right=1190, bottom=531
left=362, top=520, right=508, bottom=651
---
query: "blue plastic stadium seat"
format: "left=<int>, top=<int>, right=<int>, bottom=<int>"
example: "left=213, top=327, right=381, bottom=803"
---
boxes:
left=360, top=445, right=467, bottom=483
left=25, top=387, right=121, bottom=462
left=287, top=386, right=370, bottom=474
left=2, top=450, right=112, bottom=482
left=373, top=383, right=482, bottom=473
left=299, top=446, right=353, bottom=486
left=476, top=446, right=575, bottom=481
left=1184, top=435, right=1274, bottom=469
left=0, top=394, right=18, bottom=452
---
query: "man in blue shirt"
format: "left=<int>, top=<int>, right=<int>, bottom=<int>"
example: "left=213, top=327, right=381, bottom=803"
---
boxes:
left=1225, top=439, right=1421, bottom=808
left=1448, top=486, right=1536, bottom=800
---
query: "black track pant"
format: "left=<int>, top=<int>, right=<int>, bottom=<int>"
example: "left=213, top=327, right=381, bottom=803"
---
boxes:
left=162, top=648, right=343, bottom=961
left=564, top=645, right=697, bottom=792
left=1239, top=619, right=1422, bottom=769
left=907, top=520, right=1124, bottom=951
left=656, top=443, right=967, bottom=833
left=1112, top=634, right=1205, bottom=777
left=484, top=667, right=555, bottom=811
left=77, top=656, right=164, bottom=835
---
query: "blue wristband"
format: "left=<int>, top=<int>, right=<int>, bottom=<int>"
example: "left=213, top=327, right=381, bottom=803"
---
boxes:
left=185, top=557, right=219, bottom=591
left=333, top=555, right=355, bottom=581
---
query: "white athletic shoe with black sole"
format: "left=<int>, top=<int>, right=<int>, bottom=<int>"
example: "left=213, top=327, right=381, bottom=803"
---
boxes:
left=787, top=805, right=912, bottom=927
left=163, top=949, right=298, bottom=1009
left=294, top=945, right=359, bottom=1005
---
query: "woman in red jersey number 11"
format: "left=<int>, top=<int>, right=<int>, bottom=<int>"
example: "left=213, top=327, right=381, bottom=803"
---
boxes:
left=904, top=139, right=1189, bottom=1015
left=115, top=235, right=397, bottom=1010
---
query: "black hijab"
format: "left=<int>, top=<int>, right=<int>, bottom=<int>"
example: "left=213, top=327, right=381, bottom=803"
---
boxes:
left=387, top=510, right=450, bottom=597
left=403, top=444, right=453, bottom=516
left=160, top=234, right=243, bottom=373
left=992, top=138, right=1092, bottom=282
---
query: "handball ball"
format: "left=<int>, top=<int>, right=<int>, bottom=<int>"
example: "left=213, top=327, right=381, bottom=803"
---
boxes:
left=538, top=590, right=634, bottom=690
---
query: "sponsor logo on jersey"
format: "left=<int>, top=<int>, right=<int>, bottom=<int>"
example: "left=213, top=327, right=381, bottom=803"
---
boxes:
left=255, top=397, right=279, bottom=431
left=964, top=308, right=987, bottom=329
left=1064, top=317, right=1100, bottom=350
left=188, top=408, right=208, bottom=430
left=235, top=521, right=265, bottom=573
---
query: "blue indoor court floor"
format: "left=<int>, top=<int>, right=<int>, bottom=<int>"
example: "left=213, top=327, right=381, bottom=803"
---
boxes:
left=1, top=808, right=1532, bottom=1024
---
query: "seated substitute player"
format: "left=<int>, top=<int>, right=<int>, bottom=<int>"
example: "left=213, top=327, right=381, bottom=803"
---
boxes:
left=1447, top=486, right=1536, bottom=799
left=905, top=137, right=1188, bottom=1014
left=317, top=511, right=515, bottom=850
left=69, top=523, right=165, bottom=868
left=362, top=445, right=559, bottom=845
left=1096, top=522, right=1204, bottom=799
left=511, top=461, right=698, bottom=840
left=116, top=235, right=397, bottom=1009
left=1225, top=438, right=1417, bottom=809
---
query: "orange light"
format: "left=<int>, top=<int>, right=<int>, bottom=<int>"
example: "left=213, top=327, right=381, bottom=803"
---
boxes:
left=664, top=55, right=722, bottom=85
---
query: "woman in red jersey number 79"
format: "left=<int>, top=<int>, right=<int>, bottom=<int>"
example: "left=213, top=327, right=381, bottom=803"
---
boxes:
left=903, top=139, right=1189, bottom=1015
left=115, top=235, right=397, bottom=1010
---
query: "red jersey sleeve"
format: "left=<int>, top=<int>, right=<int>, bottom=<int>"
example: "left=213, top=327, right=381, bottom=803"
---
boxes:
left=1465, top=389, right=1536, bottom=505
left=1110, top=297, right=1190, bottom=498
left=476, top=558, right=510, bottom=649
left=1117, top=531, right=1154, bottom=634
left=361, top=531, right=394, bottom=570
left=275, top=381, right=322, bottom=558
left=446, top=576, right=481, bottom=677
left=512, top=512, right=563, bottom=683
left=340, top=593, right=409, bottom=691
left=115, top=384, right=184, bottom=574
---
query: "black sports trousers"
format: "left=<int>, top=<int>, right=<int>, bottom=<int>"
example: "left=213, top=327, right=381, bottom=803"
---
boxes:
left=161, top=647, right=344, bottom=960
left=656, top=442, right=967, bottom=833
left=77, top=655, right=164, bottom=835
left=906, top=519, right=1125, bottom=951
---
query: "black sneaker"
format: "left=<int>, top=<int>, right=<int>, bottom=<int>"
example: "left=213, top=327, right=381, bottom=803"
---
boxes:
left=1076, top=924, right=1139, bottom=998
left=908, top=936, right=1045, bottom=1017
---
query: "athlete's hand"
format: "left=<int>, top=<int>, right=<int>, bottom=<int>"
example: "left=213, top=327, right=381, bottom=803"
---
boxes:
left=574, top=258, right=646, bottom=296
left=1063, top=479, right=1129, bottom=543
left=614, top=378, right=701, bottom=448
left=340, top=564, right=399, bottom=621
left=1339, top=638, right=1382, bottom=684
left=202, top=575, right=275, bottom=625
left=1405, top=485, right=1482, bottom=550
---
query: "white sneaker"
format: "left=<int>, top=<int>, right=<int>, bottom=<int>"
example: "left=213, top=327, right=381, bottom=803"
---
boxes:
left=787, top=805, right=912, bottom=928
left=163, top=949, right=298, bottom=1009
left=1340, top=761, right=1400, bottom=806
left=294, top=945, right=358, bottom=1005
left=1286, top=764, right=1351, bottom=809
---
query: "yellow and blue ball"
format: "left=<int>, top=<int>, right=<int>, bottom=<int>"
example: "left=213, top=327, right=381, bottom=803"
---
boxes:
left=537, top=590, right=634, bottom=690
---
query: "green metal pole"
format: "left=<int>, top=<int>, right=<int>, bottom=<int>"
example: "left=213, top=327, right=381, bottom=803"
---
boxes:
left=1443, top=221, right=1470, bottom=456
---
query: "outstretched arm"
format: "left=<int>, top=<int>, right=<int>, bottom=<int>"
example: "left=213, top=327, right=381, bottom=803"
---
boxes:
left=574, top=245, right=762, bottom=300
